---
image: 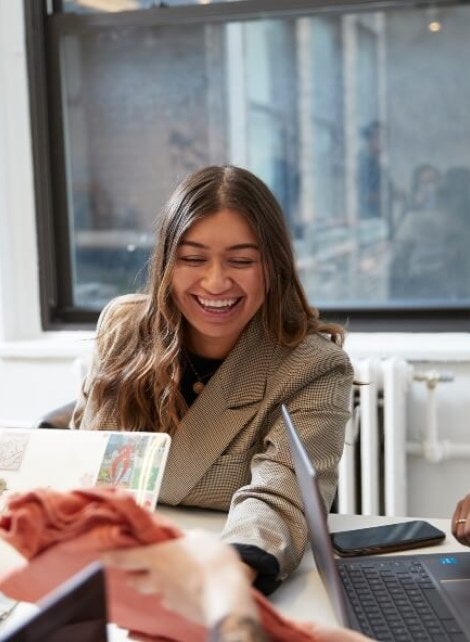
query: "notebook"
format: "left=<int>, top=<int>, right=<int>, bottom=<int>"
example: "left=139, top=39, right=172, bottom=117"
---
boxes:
left=0, top=562, right=107, bottom=641
left=0, top=428, right=171, bottom=512
left=281, top=404, right=470, bottom=642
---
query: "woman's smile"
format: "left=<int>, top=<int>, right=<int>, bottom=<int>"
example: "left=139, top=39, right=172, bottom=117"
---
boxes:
left=193, top=295, right=242, bottom=315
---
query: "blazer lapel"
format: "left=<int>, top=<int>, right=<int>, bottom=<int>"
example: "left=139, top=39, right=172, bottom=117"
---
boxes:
left=160, top=316, right=274, bottom=504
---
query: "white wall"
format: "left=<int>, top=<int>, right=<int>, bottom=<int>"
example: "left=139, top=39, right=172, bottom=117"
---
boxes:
left=0, top=1, right=469, bottom=518
left=0, top=0, right=92, bottom=419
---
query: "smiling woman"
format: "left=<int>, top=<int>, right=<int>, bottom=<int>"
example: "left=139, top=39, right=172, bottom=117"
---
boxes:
left=172, top=209, right=266, bottom=359
left=71, top=165, right=354, bottom=595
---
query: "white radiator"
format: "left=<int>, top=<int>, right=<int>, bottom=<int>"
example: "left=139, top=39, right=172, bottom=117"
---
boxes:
left=337, top=358, right=411, bottom=517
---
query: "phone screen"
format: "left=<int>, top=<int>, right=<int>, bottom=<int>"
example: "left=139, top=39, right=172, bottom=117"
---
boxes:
left=331, top=520, right=446, bottom=556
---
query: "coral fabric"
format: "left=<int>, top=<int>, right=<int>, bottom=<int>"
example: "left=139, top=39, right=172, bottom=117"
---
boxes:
left=0, top=488, right=316, bottom=642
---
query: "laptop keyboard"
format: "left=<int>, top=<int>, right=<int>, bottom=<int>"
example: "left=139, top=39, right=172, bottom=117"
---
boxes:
left=338, top=558, right=467, bottom=641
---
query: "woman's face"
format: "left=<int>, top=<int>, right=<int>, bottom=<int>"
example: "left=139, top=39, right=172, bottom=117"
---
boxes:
left=171, top=208, right=266, bottom=358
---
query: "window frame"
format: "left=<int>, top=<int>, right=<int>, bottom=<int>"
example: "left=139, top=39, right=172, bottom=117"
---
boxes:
left=25, top=0, right=470, bottom=331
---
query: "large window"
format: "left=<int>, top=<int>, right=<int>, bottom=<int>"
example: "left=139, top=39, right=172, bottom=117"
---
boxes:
left=27, top=0, right=470, bottom=329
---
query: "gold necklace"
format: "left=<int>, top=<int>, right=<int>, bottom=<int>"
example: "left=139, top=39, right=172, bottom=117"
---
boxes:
left=185, top=352, right=219, bottom=395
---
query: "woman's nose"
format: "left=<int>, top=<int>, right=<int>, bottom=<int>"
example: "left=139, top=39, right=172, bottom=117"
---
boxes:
left=201, top=262, right=231, bottom=292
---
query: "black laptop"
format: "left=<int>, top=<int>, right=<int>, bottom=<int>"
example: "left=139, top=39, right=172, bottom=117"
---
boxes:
left=0, top=563, right=108, bottom=642
left=281, top=404, right=470, bottom=642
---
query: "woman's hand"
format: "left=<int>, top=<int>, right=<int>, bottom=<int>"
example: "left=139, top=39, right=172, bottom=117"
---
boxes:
left=102, top=530, right=374, bottom=642
left=451, top=493, right=470, bottom=546
left=101, top=529, right=258, bottom=628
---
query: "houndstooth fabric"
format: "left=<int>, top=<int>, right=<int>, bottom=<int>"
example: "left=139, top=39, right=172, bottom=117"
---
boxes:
left=72, top=294, right=353, bottom=579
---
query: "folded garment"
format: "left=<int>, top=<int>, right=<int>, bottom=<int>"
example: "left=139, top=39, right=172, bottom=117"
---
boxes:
left=0, top=487, right=317, bottom=642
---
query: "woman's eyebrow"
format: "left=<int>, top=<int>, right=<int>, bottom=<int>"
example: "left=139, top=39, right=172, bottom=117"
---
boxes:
left=227, top=243, right=260, bottom=251
left=179, top=241, right=260, bottom=251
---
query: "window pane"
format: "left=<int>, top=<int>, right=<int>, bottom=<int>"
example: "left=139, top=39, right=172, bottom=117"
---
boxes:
left=56, top=4, right=470, bottom=312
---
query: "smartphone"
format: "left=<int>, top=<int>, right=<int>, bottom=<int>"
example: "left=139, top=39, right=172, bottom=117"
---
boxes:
left=330, top=520, right=446, bottom=557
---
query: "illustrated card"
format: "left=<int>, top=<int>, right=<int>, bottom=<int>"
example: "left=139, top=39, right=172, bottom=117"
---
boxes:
left=0, top=429, right=171, bottom=513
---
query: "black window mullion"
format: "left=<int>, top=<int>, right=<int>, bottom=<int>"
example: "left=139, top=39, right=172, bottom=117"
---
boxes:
left=24, top=0, right=62, bottom=328
left=46, top=13, right=77, bottom=324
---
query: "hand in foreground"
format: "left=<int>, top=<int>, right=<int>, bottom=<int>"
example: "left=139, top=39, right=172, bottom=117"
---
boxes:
left=102, top=530, right=374, bottom=642
left=101, top=529, right=258, bottom=628
left=451, top=493, right=470, bottom=547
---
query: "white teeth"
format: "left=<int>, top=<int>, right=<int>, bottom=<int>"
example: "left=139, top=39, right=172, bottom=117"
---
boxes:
left=197, top=297, right=237, bottom=308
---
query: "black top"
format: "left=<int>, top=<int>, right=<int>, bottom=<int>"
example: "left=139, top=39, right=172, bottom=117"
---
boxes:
left=180, top=351, right=223, bottom=407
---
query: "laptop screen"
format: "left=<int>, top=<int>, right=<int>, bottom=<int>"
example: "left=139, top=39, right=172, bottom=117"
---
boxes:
left=281, top=404, right=350, bottom=627
left=0, top=563, right=108, bottom=642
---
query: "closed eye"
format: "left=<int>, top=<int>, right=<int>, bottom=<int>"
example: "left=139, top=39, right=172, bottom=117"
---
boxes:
left=229, top=258, right=257, bottom=267
left=178, top=256, right=206, bottom=265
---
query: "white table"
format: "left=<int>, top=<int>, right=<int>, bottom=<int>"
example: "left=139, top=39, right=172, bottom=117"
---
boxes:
left=0, top=508, right=467, bottom=636
left=158, top=508, right=468, bottom=627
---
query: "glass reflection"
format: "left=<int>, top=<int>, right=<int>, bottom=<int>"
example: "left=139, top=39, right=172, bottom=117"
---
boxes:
left=57, top=5, right=470, bottom=310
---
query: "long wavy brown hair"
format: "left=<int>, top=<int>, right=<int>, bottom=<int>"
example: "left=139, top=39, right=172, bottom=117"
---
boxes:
left=92, top=165, right=345, bottom=434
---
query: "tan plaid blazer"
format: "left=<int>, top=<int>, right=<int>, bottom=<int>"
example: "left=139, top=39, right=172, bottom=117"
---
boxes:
left=72, top=294, right=353, bottom=579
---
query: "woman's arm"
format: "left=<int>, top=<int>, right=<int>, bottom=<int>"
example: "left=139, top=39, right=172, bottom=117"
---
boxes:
left=70, top=294, right=146, bottom=429
left=221, top=348, right=353, bottom=583
left=69, top=298, right=115, bottom=429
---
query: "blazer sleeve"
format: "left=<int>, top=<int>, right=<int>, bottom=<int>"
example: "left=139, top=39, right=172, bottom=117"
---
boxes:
left=219, top=349, right=353, bottom=580
left=69, top=298, right=117, bottom=429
